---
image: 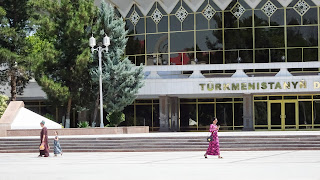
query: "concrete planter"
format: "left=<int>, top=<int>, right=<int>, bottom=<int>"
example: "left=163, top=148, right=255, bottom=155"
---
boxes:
left=5, top=126, right=149, bottom=137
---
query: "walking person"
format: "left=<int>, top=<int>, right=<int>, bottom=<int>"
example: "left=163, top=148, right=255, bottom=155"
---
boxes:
left=39, top=120, right=50, bottom=157
left=53, top=131, right=63, bottom=157
left=204, top=117, right=223, bottom=159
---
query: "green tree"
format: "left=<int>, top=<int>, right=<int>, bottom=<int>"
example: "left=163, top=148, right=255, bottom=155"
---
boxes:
left=0, top=94, right=8, bottom=118
left=29, top=0, right=97, bottom=127
left=106, top=111, right=125, bottom=127
left=0, top=0, right=32, bottom=99
left=91, top=2, right=144, bottom=121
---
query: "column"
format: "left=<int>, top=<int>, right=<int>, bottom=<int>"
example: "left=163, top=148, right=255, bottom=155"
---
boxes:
left=243, top=94, right=254, bottom=131
left=170, top=97, right=179, bottom=132
left=159, top=96, right=169, bottom=132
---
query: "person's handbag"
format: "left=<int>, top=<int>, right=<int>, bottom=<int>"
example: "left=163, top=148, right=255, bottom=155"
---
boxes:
left=39, top=144, right=45, bottom=150
left=207, top=133, right=213, bottom=142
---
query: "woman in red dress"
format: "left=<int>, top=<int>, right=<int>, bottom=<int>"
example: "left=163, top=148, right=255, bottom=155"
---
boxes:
left=39, top=120, right=50, bottom=157
left=204, top=117, right=223, bottom=159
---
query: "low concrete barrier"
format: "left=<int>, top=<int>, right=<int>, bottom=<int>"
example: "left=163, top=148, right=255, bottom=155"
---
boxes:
left=6, top=126, right=149, bottom=136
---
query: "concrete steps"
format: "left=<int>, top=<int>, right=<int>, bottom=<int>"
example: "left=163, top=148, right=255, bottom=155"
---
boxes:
left=1, top=135, right=320, bottom=153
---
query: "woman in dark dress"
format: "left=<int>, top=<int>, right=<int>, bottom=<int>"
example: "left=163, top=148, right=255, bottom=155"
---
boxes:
left=39, top=120, right=50, bottom=157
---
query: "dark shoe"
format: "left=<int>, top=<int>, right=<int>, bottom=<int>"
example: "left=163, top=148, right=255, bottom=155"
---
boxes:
left=204, top=154, right=207, bottom=158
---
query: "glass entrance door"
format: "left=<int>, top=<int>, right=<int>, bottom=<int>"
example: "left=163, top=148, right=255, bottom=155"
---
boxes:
left=284, top=102, right=298, bottom=129
left=268, top=100, right=298, bottom=130
left=270, top=102, right=281, bottom=129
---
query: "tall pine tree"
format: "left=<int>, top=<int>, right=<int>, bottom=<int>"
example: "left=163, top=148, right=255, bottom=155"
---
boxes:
left=0, top=0, right=32, bottom=100
left=91, top=2, right=144, bottom=124
left=29, top=0, right=96, bottom=127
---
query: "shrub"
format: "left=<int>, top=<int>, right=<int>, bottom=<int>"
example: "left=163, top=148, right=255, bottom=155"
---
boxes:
left=77, top=121, right=89, bottom=128
left=0, top=95, right=8, bottom=119
left=106, top=111, right=125, bottom=127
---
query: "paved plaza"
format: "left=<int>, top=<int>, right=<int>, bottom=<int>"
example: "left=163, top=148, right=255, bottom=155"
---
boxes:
left=0, top=150, right=320, bottom=180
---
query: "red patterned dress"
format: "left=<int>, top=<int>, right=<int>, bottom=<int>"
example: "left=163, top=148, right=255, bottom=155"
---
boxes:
left=206, top=124, right=220, bottom=156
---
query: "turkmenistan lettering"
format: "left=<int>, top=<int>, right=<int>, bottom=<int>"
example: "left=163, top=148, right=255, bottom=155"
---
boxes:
left=241, top=83, right=247, bottom=90
left=232, top=83, right=239, bottom=90
left=207, top=83, right=214, bottom=91
left=300, top=80, right=306, bottom=88
left=248, top=83, right=255, bottom=90
left=268, top=82, right=275, bottom=89
left=292, top=82, right=298, bottom=89
left=275, top=82, right=281, bottom=89
left=261, top=82, right=267, bottom=89
left=223, top=84, right=230, bottom=90
left=283, top=82, right=290, bottom=89
left=199, top=80, right=309, bottom=91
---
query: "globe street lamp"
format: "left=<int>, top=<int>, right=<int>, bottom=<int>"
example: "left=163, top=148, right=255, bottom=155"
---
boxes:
left=89, top=35, right=110, bottom=127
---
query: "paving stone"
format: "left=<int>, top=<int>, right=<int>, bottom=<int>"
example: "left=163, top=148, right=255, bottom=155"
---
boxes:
left=0, top=151, right=319, bottom=180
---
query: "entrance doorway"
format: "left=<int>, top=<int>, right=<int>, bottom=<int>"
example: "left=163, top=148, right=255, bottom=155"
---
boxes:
left=268, top=100, right=298, bottom=130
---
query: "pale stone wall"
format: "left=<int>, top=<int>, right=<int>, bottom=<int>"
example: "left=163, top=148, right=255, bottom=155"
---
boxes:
left=0, top=101, right=25, bottom=136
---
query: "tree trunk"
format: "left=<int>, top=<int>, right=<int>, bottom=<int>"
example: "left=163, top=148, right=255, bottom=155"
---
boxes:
left=10, top=69, right=17, bottom=101
left=92, top=93, right=99, bottom=127
left=66, top=98, right=72, bottom=127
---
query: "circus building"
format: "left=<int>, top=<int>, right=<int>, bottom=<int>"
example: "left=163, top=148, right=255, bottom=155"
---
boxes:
left=102, top=0, right=320, bottom=132
left=6, top=0, right=320, bottom=132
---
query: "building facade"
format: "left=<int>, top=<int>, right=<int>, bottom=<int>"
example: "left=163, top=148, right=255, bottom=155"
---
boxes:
left=108, top=0, right=320, bottom=131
